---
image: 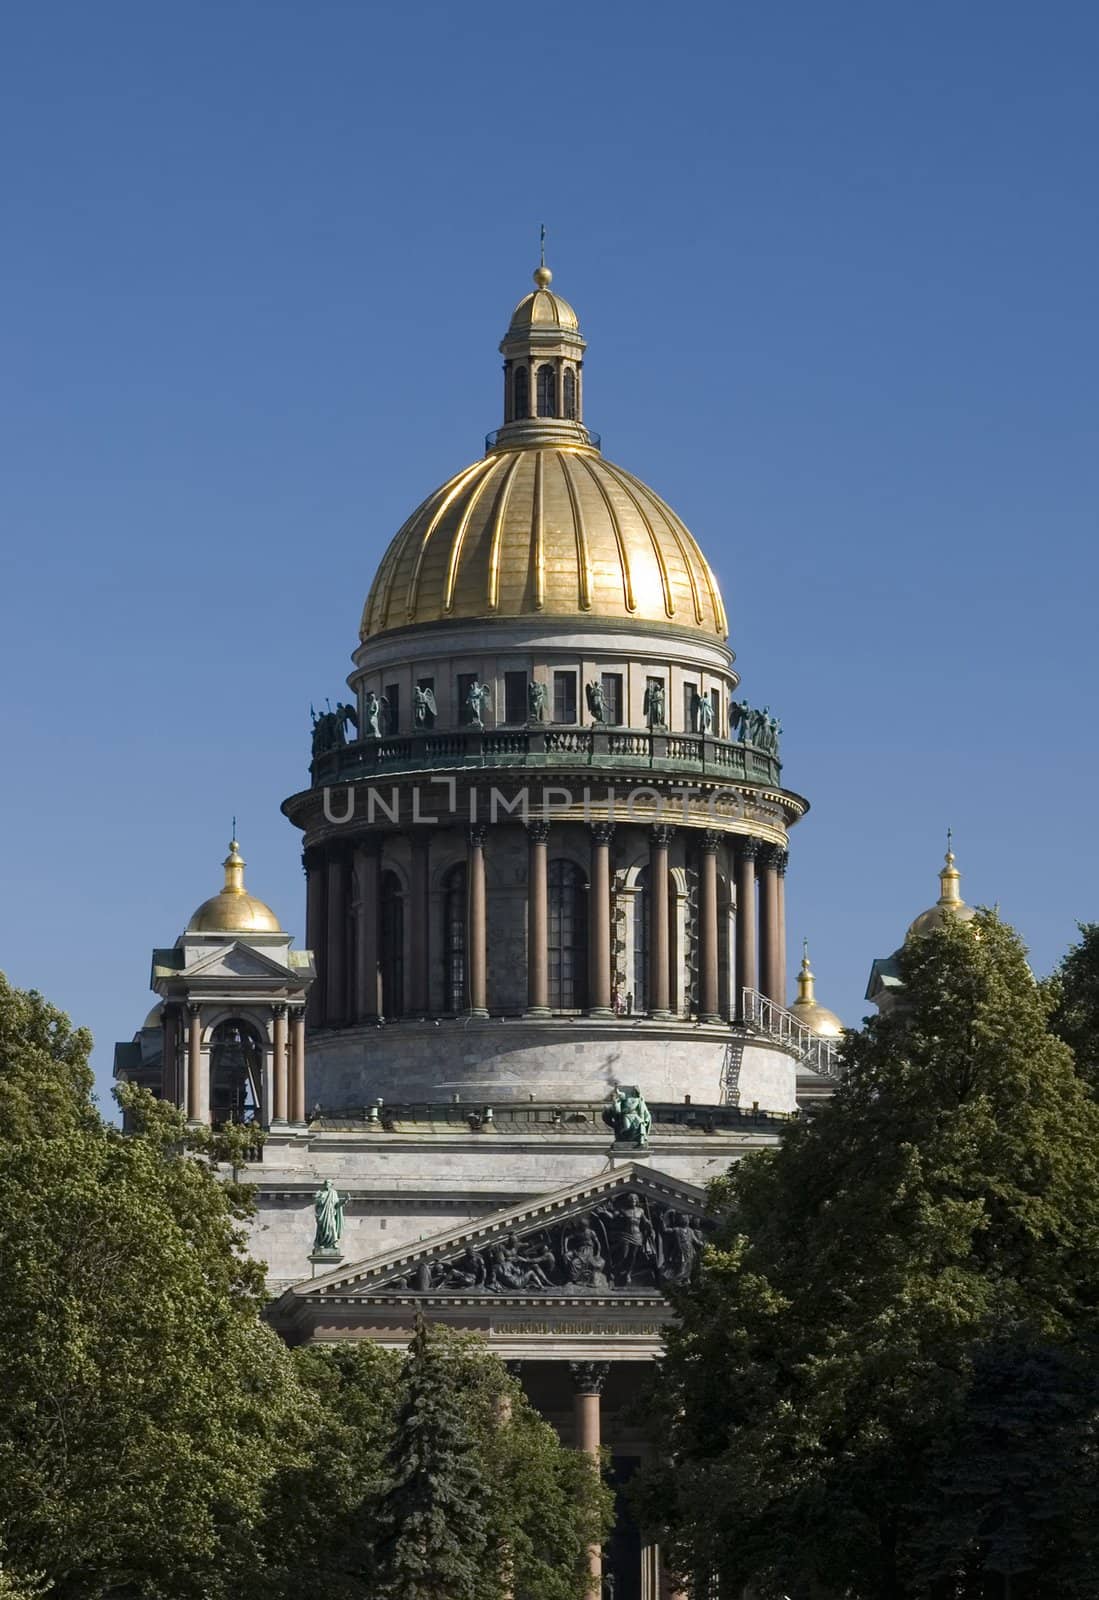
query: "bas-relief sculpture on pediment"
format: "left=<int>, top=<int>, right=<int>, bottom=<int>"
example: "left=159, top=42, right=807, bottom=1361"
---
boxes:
left=349, top=1183, right=714, bottom=1299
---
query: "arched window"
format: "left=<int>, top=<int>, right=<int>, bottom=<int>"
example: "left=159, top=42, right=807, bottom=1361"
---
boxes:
left=513, top=364, right=529, bottom=420
left=443, top=863, right=467, bottom=1013
left=563, top=367, right=577, bottom=420
left=548, top=859, right=587, bottom=1009
left=632, top=869, right=649, bottom=1014
left=381, top=871, right=404, bottom=1018
left=210, top=1019, right=264, bottom=1126
left=536, top=363, right=557, bottom=418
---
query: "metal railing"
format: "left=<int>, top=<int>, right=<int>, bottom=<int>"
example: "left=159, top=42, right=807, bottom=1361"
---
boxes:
left=739, top=988, right=843, bottom=1082
left=309, top=727, right=783, bottom=789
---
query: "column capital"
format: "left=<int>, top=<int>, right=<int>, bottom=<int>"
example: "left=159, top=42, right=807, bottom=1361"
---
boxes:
left=735, top=834, right=761, bottom=863
left=467, top=823, right=488, bottom=849
left=758, top=842, right=785, bottom=873
left=699, top=829, right=723, bottom=854
left=568, top=1360, right=610, bottom=1395
left=352, top=832, right=385, bottom=859
left=186, top=1000, right=202, bottom=1018
left=650, top=824, right=676, bottom=849
left=590, top=821, right=616, bottom=847
left=302, top=843, right=325, bottom=872
left=775, top=847, right=789, bottom=877
left=272, top=1001, right=287, bottom=1017
left=526, top=818, right=551, bottom=844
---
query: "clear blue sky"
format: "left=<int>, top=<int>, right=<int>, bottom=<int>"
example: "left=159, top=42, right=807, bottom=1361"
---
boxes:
left=2, top=1, right=1096, bottom=1108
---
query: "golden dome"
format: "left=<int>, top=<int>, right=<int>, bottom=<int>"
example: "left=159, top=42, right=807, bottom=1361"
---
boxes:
left=507, top=274, right=580, bottom=335
left=906, top=838, right=977, bottom=939
left=187, top=839, right=283, bottom=935
left=360, top=443, right=728, bottom=640
left=788, top=943, right=844, bottom=1039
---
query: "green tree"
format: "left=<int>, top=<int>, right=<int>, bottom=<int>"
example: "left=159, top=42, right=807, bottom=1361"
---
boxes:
left=1048, top=921, right=1099, bottom=1093
left=369, top=1321, right=611, bottom=1600
left=638, top=915, right=1099, bottom=1600
left=0, top=974, right=311, bottom=1600
left=260, top=1342, right=403, bottom=1600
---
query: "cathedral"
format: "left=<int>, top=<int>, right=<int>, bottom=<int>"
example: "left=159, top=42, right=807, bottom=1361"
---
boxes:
left=115, top=261, right=975, bottom=1600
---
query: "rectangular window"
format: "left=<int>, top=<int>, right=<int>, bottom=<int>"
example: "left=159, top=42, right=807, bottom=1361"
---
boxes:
left=683, top=682, right=698, bottom=732
left=384, top=683, right=399, bottom=734
left=600, top=672, right=623, bottom=725
left=553, top=670, right=577, bottom=724
left=457, top=672, right=477, bottom=724
left=504, top=670, right=528, bottom=724
left=710, top=687, right=721, bottom=737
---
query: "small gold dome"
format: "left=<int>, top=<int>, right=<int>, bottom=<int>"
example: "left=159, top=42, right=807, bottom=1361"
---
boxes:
left=788, top=944, right=844, bottom=1038
left=142, top=1004, right=163, bottom=1030
left=507, top=269, right=579, bottom=335
left=187, top=839, right=283, bottom=935
left=906, top=839, right=976, bottom=939
left=360, top=445, right=728, bottom=640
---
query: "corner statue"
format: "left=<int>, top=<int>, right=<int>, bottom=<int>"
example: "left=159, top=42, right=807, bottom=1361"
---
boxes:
left=312, top=1178, right=347, bottom=1253
left=603, top=1085, right=652, bottom=1148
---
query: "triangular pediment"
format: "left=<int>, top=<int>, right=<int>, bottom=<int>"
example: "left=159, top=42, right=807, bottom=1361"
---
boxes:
left=294, top=1165, right=714, bottom=1306
left=178, top=941, right=295, bottom=982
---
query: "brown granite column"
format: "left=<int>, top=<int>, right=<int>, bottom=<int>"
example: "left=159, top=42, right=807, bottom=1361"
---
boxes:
left=699, top=830, right=722, bottom=1022
left=776, top=846, right=789, bottom=1008
left=648, top=826, right=675, bottom=1018
left=569, top=1362, right=609, bottom=1599
left=353, top=835, right=382, bottom=1022
left=759, top=844, right=782, bottom=1003
left=271, top=1003, right=288, bottom=1124
left=466, top=823, right=488, bottom=1017
left=304, top=846, right=327, bottom=1028
left=186, top=1003, right=207, bottom=1124
left=734, top=837, right=759, bottom=1016
left=587, top=822, right=615, bottom=1016
left=525, top=819, right=550, bottom=1017
left=325, top=846, right=349, bottom=1027
left=160, top=1006, right=177, bottom=1107
left=289, top=1006, right=306, bottom=1123
left=410, top=830, right=431, bottom=1015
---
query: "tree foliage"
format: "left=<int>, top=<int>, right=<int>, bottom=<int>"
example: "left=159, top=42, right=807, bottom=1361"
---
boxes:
left=0, top=974, right=311, bottom=1600
left=0, top=974, right=609, bottom=1600
left=1048, top=920, right=1099, bottom=1094
left=638, top=915, right=1099, bottom=1600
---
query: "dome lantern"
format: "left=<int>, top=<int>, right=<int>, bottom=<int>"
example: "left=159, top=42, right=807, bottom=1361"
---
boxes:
left=495, top=243, right=590, bottom=450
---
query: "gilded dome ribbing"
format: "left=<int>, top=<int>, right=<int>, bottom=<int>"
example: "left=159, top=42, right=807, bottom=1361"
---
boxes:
left=360, top=447, right=727, bottom=640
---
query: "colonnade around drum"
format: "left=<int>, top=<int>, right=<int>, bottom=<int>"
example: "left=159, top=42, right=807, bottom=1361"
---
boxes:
left=303, top=822, right=789, bottom=1032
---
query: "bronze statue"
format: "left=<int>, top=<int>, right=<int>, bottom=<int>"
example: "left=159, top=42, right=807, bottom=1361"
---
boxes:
left=693, top=690, right=714, bottom=734
left=643, top=680, right=666, bottom=730
left=312, top=1178, right=347, bottom=1252
left=528, top=680, right=548, bottom=722
left=464, top=679, right=491, bottom=729
left=603, top=1084, right=652, bottom=1147
left=586, top=680, right=606, bottom=723
left=363, top=690, right=387, bottom=739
